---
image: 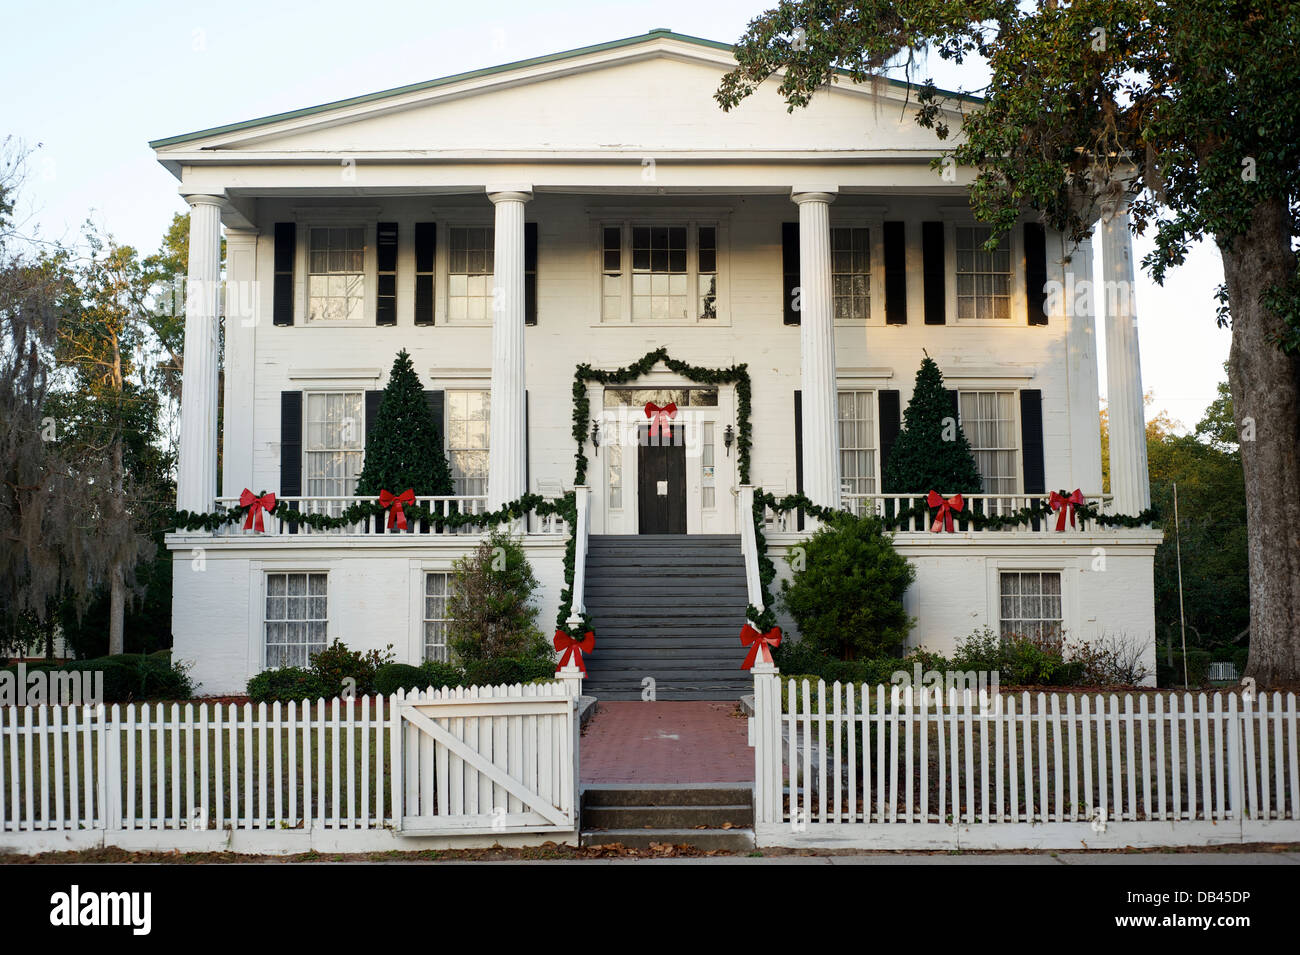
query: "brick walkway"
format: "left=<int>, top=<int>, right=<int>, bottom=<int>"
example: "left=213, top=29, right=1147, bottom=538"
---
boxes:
left=580, top=701, right=753, bottom=784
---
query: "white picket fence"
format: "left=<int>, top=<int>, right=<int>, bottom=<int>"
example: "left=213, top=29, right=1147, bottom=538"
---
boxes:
left=750, top=667, right=1300, bottom=849
left=0, top=679, right=581, bottom=854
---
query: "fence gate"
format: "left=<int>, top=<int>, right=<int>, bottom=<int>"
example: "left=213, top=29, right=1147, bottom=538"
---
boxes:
left=396, top=685, right=578, bottom=835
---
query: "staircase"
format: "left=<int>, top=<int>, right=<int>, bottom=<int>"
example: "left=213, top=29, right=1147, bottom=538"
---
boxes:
left=582, top=534, right=752, bottom=700
left=581, top=784, right=755, bottom=851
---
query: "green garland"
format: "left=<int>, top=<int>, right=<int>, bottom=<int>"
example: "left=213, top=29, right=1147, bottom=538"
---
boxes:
left=745, top=489, right=1159, bottom=631
left=570, top=346, right=752, bottom=486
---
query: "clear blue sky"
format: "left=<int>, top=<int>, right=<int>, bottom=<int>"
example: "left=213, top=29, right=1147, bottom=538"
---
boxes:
left=3, top=0, right=1229, bottom=429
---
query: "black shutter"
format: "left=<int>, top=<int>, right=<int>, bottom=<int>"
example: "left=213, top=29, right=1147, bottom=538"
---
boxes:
left=782, top=222, right=800, bottom=325
left=280, top=391, right=302, bottom=496
left=364, top=390, right=383, bottom=442
left=1024, top=222, right=1049, bottom=326
left=524, top=222, right=538, bottom=326
left=883, top=221, right=907, bottom=324
left=414, top=222, right=436, bottom=326
left=424, top=390, right=445, bottom=443
left=1020, top=389, right=1046, bottom=494
left=376, top=222, right=398, bottom=326
left=945, top=388, right=960, bottom=427
left=273, top=223, right=295, bottom=326
left=525, top=390, right=530, bottom=490
left=922, top=221, right=946, bottom=325
left=878, top=390, right=901, bottom=476
left=793, top=389, right=804, bottom=530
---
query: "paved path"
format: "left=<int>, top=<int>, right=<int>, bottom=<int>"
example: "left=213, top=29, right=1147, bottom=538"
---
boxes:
left=580, top=701, right=752, bottom=784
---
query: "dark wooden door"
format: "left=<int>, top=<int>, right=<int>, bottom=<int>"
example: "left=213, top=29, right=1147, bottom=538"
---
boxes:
left=638, top=425, right=686, bottom=534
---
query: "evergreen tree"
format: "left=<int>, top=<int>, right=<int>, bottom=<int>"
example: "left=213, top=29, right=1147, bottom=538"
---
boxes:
left=355, top=350, right=453, bottom=496
left=882, top=356, right=983, bottom=495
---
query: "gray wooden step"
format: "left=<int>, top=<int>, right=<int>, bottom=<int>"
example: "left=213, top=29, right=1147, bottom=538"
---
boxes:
left=580, top=785, right=755, bottom=851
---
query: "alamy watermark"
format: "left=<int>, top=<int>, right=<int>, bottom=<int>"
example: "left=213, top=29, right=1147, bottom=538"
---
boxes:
left=0, top=662, right=103, bottom=706
left=890, top=662, right=1001, bottom=714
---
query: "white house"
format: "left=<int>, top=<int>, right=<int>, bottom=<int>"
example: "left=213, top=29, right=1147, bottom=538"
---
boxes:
left=154, top=29, right=1162, bottom=697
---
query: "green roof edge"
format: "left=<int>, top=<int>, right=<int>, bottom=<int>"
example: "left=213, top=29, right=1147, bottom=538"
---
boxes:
left=148, top=28, right=978, bottom=150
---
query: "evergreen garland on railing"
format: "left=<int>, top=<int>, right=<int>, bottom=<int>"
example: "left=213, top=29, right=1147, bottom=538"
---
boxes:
left=570, top=346, right=753, bottom=486
left=744, top=489, right=1159, bottom=633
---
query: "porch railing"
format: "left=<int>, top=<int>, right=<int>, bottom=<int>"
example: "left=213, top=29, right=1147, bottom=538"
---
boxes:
left=202, top=495, right=568, bottom=538
left=764, top=492, right=1114, bottom=534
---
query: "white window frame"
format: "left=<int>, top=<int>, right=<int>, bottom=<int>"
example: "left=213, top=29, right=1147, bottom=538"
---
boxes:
left=957, top=389, right=1022, bottom=495
left=302, top=390, right=366, bottom=504
left=592, top=215, right=731, bottom=326
left=942, top=214, right=1026, bottom=326
left=836, top=388, right=880, bottom=503
left=829, top=214, right=886, bottom=325
left=293, top=214, right=377, bottom=327
left=262, top=570, right=330, bottom=669
left=422, top=571, right=453, bottom=663
left=443, top=222, right=496, bottom=326
left=991, top=568, right=1067, bottom=642
left=444, top=388, right=491, bottom=497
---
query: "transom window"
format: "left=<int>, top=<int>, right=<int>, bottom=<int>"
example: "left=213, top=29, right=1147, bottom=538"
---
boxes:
left=831, top=227, right=870, bottom=320
left=446, top=389, right=490, bottom=496
left=956, top=226, right=1012, bottom=320
left=838, top=390, right=877, bottom=511
left=265, top=572, right=328, bottom=668
left=448, top=226, right=494, bottom=323
left=600, top=222, right=720, bottom=323
left=307, top=227, right=365, bottom=323
left=305, top=392, right=364, bottom=505
left=424, top=572, right=452, bottom=663
left=959, top=391, right=1018, bottom=494
left=999, top=571, right=1063, bottom=642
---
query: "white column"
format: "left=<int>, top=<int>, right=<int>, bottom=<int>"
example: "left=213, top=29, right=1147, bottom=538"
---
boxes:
left=486, top=186, right=532, bottom=510
left=176, top=194, right=223, bottom=513
left=1100, top=199, right=1151, bottom=513
left=1063, top=232, right=1104, bottom=494
left=221, top=228, right=258, bottom=497
left=792, top=187, right=841, bottom=510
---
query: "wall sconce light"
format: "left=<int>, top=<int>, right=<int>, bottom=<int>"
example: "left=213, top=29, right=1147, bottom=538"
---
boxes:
left=723, top=424, right=735, bottom=456
left=590, top=419, right=600, bottom=454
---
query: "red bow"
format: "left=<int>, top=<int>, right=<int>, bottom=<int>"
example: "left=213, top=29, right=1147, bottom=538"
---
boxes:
left=740, top=624, right=782, bottom=669
left=1049, top=488, right=1085, bottom=531
left=927, top=490, right=965, bottom=533
left=379, top=488, right=416, bottom=530
left=644, top=402, right=677, bottom=441
left=240, top=489, right=277, bottom=533
left=554, top=629, right=595, bottom=674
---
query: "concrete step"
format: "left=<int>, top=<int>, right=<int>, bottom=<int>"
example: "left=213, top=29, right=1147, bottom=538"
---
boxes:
left=583, top=785, right=754, bottom=807
left=579, top=827, right=756, bottom=851
left=584, top=687, right=750, bottom=701
left=579, top=785, right=755, bottom=851
left=583, top=804, right=753, bottom=829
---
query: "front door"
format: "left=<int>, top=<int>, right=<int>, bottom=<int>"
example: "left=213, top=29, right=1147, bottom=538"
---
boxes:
left=638, top=425, right=686, bottom=534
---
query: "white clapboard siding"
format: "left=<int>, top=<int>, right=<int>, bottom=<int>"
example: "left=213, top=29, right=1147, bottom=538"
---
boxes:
left=751, top=673, right=1300, bottom=847
left=0, top=681, right=579, bottom=844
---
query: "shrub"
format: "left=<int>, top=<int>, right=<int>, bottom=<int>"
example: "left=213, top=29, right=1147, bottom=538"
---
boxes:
left=374, top=663, right=427, bottom=696
left=247, top=667, right=331, bottom=703
left=447, top=530, right=547, bottom=663
left=57, top=659, right=135, bottom=702
left=420, top=660, right=464, bottom=690
left=778, top=514, right=915, bottom=660
left=463, top=654, right=556, bottom=688
left=307, top=641, right=394, bottom=697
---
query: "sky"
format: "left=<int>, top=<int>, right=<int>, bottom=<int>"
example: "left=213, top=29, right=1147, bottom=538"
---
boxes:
left=2, top=0, right=1231, bottom=431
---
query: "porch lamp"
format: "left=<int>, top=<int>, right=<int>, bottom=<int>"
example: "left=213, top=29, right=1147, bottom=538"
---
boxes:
left=723, top=424, right=735, bottom=456
left=590, top=419, right=600, bottom=454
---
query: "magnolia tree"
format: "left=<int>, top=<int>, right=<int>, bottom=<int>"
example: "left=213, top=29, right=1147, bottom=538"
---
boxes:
left=718, top=0, right=1300, bottom=683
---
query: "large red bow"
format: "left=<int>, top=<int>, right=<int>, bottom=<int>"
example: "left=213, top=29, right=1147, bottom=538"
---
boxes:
left=240, top=489, right=277, bottom=533
left=644, top=402, right=677, bottom=441
left=740, top=624, right=782, bottom=669
left=554, top=629, right=595, bottom=674
left=379, top=488, right=416, bottom=531
left=927, top=490, right=965, bottom=533
left=1049, top=488, right=1085, bottom=531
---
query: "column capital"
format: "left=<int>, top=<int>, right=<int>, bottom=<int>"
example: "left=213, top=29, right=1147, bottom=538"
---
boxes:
left=182, top=193, right=225, bottom=210
left=486, top=185, right=533, bottom=204
left=791, top=186, right=839, bottom=205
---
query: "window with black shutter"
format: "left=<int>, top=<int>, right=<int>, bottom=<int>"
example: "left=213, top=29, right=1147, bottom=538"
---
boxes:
left=376, top=222, right=398, bottom=326
left=414, top=222, right=436, bottom=326
left=782, top=222, right=800, bottom=325
left=273, top=223, right=296, bottom=326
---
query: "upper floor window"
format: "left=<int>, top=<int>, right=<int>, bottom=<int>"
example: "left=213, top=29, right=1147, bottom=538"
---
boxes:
left=955, top=226, right=1012, bottom=320
left=446, top=389, right=490, bottom=496
left=958, top=390, right=1018, bottom=494
left=600, top=222, right=721, bottom=324
left=305, top=391, right=364, bottom=503
left=831, top=227, right=870, bottom=321
left=307, top=227, right=365, bottom=323
left=448, top=226, right=494, bottom=323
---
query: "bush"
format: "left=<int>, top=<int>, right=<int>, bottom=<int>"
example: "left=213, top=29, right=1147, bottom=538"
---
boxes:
left=772, top=641, right=947, bottom=687
left=421, top=660, right=464, bottom=690
left=247, top=667, right=331, bottom=703
left=463, top=655, right=556, bottom=688
left=447, top=530, right=548, bottom=663
left=307, top=641, right=394, bottom=697
left=374, top=663, right=426, bottom=696
left=778, top=514, right=915, bottom=660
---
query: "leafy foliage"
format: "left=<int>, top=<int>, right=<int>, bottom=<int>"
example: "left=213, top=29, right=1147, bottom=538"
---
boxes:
left=355, top=349, right=453, bottom=496
left=447, top=530, right=550, bottom=664
left=882, top=355, right=983, bottom=494
left=778, top=513, right=915, bottom=659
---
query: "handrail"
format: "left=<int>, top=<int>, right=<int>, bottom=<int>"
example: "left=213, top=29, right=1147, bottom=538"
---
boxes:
left=736, top=485, right=765, bottom=616
left=566, top=486, right=590, bottom=627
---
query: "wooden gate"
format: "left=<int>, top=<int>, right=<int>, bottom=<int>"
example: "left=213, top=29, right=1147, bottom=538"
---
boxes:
left=396, top=684, right=578, bottom=835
